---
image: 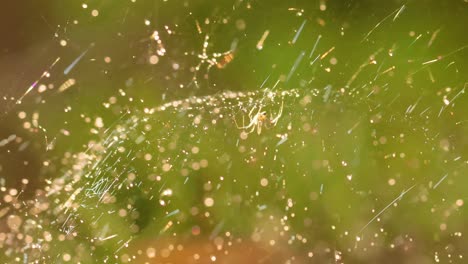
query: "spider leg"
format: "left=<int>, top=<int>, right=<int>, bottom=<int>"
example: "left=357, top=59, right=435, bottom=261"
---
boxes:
left=256, top=122, right=262, bottom=134
left=250, top=123, right=257, bottom=134
left=233, top=115, right=245, bottom=129
left=234, top=114, right=256, bottom=130
left=248, top=105, right=258, bottom=117
left=199, top=62, right=212, bottom=87
left=270, top=100, right=284, bottom=125
left=192, top=62, right=204, bottom=88
left=202, top=34, right=210, bottom=55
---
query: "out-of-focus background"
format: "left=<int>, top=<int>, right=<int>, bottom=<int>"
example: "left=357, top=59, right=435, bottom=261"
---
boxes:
left=1, top=1, right=467, bottom=263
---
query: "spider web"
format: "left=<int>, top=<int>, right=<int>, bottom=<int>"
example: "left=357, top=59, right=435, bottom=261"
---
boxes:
left=0, top=1, right=467, bottom=263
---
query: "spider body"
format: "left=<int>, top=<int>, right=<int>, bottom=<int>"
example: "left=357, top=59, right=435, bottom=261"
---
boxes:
left=234, top=100, right=283, bottom=135
left=192, top=35, right=235, bottom=87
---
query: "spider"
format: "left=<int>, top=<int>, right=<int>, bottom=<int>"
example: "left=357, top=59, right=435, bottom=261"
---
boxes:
left=234, top=100, right=284, bottom=135
left=192, top=34, right=235, bottom=87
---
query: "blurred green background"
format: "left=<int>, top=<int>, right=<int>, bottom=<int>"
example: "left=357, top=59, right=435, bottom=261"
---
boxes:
left=1, top=1, right=468, bottom=263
